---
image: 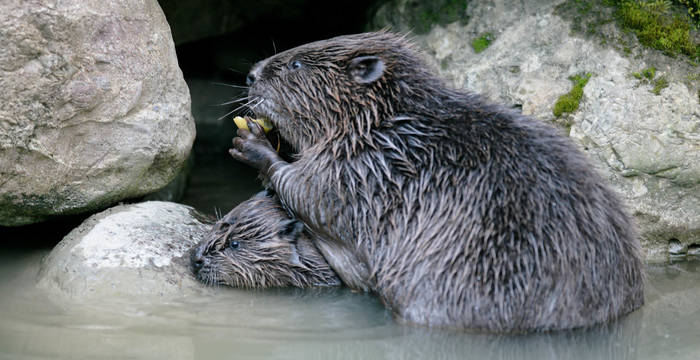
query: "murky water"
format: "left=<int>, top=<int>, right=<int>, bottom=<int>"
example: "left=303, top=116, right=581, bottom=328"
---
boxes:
left=1, top=250, right=699, bottom=359
left=2, top=154, right=699, bottom=359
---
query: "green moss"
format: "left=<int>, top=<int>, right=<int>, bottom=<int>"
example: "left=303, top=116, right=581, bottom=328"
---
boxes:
left=643, top=66, right=657, bottom=79
left=632, top=66, right=671, bottom=94
left=471, top=33, right=493, bottom=53
left=633, top=66, right=658, bottom=80
left=553, top=73, right=593, bottom=117
left=557, top=0, right=700, bottom=61
left=652, top=75, right=670, bottom=93
left=615, top=0, right=698, bottom=59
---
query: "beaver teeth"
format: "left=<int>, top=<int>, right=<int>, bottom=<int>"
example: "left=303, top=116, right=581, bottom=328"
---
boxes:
left=233, top=116, right=274, bottom=133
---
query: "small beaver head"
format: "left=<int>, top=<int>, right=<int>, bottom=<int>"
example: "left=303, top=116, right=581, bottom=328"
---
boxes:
left=245, top=31, right=443, bottom=153
left=190, top=190, right=340, bottom=288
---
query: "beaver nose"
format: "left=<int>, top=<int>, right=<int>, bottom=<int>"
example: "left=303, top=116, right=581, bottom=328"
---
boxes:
left=246, top=61, right=265, bottom=86
left=245, top=72, right=256, bottom=86
left=190, top=249, right=207, bottom=272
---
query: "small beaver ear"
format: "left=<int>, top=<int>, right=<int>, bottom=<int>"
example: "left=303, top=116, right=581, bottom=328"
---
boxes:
left=279, top=219, right=304, bottom=241
left=348, top=56, right=385, bottom=84
left=263, top=188, right=275, bottom=197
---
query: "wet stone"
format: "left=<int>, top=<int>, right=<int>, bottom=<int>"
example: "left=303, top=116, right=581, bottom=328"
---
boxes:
left=668, top=238, right=684, bottom=255
left=37, top=201, right=213, bottom=300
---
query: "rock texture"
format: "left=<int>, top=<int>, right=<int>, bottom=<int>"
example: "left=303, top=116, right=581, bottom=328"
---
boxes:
left=0, top=0, right=195, bottom=226
left=372, top=0, right=700, bottom=260
left=37, top=201, right=211, bottom=299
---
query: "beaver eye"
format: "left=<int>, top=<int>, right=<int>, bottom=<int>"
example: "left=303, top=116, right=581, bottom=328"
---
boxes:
left=229, top=241, right=240, bottom=250
left=288, top=60, right=303, bottom=70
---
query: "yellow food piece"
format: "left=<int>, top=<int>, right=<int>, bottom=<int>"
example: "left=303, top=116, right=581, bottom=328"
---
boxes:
left=233, top=116, right=273, bottom=133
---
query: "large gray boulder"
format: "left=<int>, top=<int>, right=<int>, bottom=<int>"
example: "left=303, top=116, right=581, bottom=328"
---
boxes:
left=0, top=0, right=195, bottom=226
left=372, top=0, right=700, bottom=260
left=37, top=201, right=211, bottom=299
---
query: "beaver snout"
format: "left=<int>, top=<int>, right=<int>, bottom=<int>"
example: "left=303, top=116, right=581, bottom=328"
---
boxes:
left=246, top=59, right=269, bottom=86
left=245, top=72, right=256, bottom=86
left=190, top=247, right=209, bottom=273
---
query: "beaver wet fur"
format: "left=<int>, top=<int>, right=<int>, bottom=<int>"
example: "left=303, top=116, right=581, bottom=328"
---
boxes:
left=230, top=31, right=644, bottom=332
left=190, top=190, right=340, bottom=288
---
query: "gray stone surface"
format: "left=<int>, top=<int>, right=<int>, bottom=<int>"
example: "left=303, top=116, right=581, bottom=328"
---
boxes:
left=372, top=0, right=700, bottom=260
left=0, top=0, right=195, bottom=226
left=37, top=201, right=211, bottom=299
left=143, top=153, right=194, bottom=202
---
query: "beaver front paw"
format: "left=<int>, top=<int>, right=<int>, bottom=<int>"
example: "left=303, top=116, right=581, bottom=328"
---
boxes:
left=230, top=118, right=283, bottom=175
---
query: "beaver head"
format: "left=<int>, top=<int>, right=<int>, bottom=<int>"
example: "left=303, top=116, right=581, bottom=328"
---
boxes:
left=245, top=31, right=446, bottom=154
left=190, top=190, right=340, bottom=288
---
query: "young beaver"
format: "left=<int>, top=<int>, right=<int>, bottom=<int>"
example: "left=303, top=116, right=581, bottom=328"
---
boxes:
left=230, top=31, right=644, bottom=332
left=190, top=190, right=340, bottom=288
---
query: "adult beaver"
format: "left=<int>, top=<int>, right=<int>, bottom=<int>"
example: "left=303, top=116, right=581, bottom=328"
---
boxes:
left=230, top=31, right=644, bottom=332
left=190, top=190, right=340, bottom=288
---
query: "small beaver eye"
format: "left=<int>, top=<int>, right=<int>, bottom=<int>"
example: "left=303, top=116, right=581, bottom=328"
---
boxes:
left=288, top=60, right=303, bottom=70
left=229, top=241, right=240, bottom=250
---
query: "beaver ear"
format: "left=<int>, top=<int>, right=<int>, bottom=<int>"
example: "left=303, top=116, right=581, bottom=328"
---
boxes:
left=263, top=188, right=276, bottom=197
left=279, top=219, right=304, bottom=241
left=348, top=56, right=385, bottom=84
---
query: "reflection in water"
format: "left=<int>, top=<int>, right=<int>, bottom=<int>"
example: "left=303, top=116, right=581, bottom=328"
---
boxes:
left=1, top=250, right=699, bottom=359
left=289, top=312, right=643, bottom=360
left=385, top=317, right=642, bottom=360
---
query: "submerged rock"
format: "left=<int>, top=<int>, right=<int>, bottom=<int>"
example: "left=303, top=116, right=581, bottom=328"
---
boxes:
left=372, top=0, right=700, bottom=260
left=37, top=201, right=211, bottom=299
left=0, top=0, right=195, bottom=226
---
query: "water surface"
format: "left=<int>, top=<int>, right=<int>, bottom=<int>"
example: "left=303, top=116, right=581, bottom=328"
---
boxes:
left=2, top=154, right=699, bottom=360
left=1, top=249, right=699, bottom=360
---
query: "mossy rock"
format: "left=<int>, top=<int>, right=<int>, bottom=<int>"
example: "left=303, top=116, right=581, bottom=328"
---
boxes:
left=553, top=73, right=592, bottom=117
left=471, top=33, right=494, bottom=53
left=370, top=0, right=469, bottom=34
left=614, top=0, right=698, bottom=59
left=631, top=66, right=670, bottom=95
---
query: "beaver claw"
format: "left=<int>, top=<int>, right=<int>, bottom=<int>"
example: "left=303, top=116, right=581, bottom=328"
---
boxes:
left=230, top=118, right=283, bottom=176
